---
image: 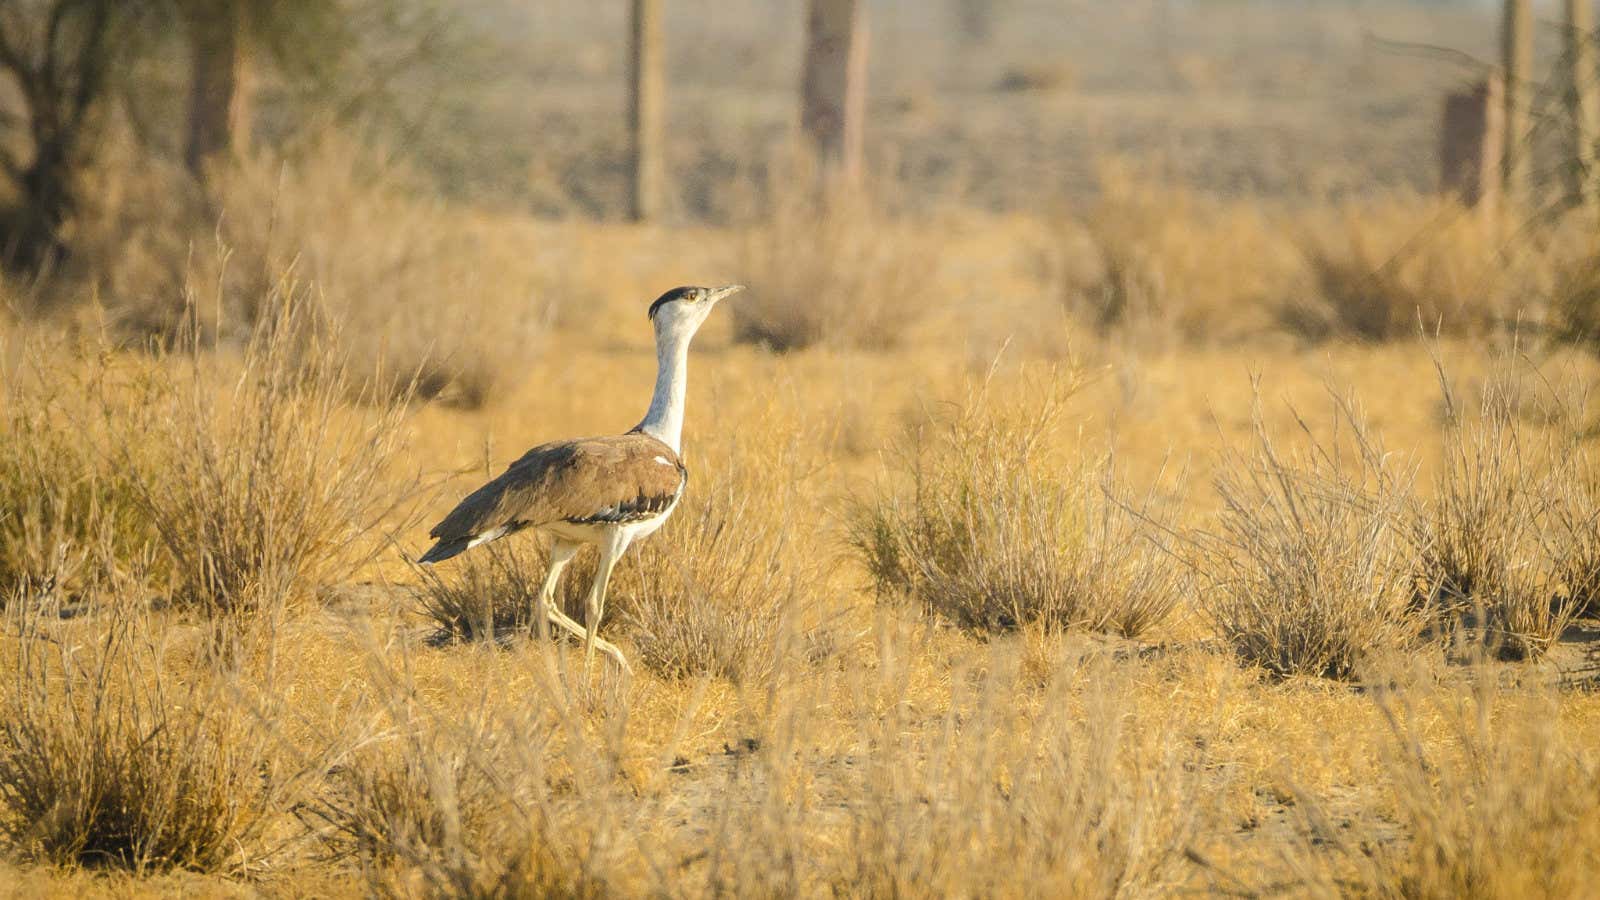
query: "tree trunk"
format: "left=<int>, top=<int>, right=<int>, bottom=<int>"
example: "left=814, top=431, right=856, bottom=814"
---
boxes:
left=1440, top=74, right=1505, bottom=212
left=7, top=140, right=76, bottom=271
left=627, top=0, right=665, bottom=222
left=0, top=0, right=117, bottom=272
left=801, top=0, right=867, bottom=186
left=1502, top=0, right=1532, bottom=202
left=185, top=3, right=252, bottom=178
left=1567, top=0, right=1599, bottom=220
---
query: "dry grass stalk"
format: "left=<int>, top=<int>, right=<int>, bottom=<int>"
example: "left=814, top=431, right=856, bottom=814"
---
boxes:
left=850, top=370, right=1183, bottom=637
left=121, top=280, right=417, bottom=619
left=413, top=541, right=577, bottom=644
left=0, top=593, right=315, bottom=873
left=1289, top=665, right=1600, bottom=896
left=1071, top=165, right=1299, bottom=342
left=1548, top=458, right=1600, bottom=618
left=313, top=633, right=615, bottom=896
left=1194, top=392, right=1423, bottom=679
left=1412, top=355, right=1583, bottom=660
left=757, top=641, right=1206, bottom=895
left=614, top=456, right=806, bottom=683
left=0, top=336, right=160, bottom=599
left=78, top=139, right=550, bottom=408
left=1378, top=683, right=1600, bottom=897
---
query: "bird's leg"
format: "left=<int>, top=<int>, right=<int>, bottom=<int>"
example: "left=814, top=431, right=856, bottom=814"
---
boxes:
left=536, top=542, right=579, bottom=643
left=545, top=605, right=633, bottom=676
left=584, top=532, right=627, bottom=673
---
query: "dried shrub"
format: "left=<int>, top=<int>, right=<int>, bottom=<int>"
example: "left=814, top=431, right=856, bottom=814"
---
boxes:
left=1071, top=165, right=1299, bottom=342
left=1548, top=458, right=1600, bottom=618
left=735, top=164, right=936, bottom=351
left=1380, top=681, right=1600, bottom=896
left=316, top=721, right=509, bottom=871
left=803, top=647, right=1205, bottom=896
left=1193, top=393, right=1423, bottom=679
left=0, top=597, right=312, bottom=873
left=1411, top=366, right=1583, bottom=660
left=81, top=139, right=550, bottom=408
left=994, top=62, right=1074, bottom=93
left=0, top=337, right=160, bottom=598
left=614, top=462, right=805, bottom=683
left=314, top=643, right=609, bottom=897
left=1293, top=198, right=1544, bottom=340
left=121, top=282, right=417, bottom=618
left=1552, top=244, right=1600, bottom=348
left=413, top=541, right=579, bottom=644
left=849, top=371, right=1182, bottom=638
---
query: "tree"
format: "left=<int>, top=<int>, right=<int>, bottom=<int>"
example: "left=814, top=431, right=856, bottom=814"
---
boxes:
left=181, top=0, right=252, bottom=175
left=1566, top=0, right=1598, bottom=220
left=626, top=0, right=664, bottom=222
left=177, top=1, right=445, bottom=181
left=800, top=0, right=867, bottom=186
left=1502, top=0, right=1531, bottom=201
left=0, top=0, right=155, bottom=271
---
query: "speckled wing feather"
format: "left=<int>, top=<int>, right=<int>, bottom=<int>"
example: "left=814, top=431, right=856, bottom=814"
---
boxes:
left=419, top=432, right=686, bottom=563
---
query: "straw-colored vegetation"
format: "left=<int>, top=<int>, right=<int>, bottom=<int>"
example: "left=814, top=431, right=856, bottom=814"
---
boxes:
left=1192, top=393, right=1424, bottom=680
left=4, top=1, right=1600, bottom=896
left=849, top=369, right=1185, bottom=638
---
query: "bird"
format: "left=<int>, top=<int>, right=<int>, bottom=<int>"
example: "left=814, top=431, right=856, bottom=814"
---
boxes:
left=418, top=284, right=745, bottom=674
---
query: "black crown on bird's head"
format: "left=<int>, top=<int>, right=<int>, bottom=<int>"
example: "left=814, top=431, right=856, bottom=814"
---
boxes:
left=648, top=284, right=745, bottom=320
left=648, top=286, right=702, bottom=320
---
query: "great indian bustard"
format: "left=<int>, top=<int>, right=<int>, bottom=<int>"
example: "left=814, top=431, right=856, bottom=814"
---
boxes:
left=419, top=284, right=744, bottom=674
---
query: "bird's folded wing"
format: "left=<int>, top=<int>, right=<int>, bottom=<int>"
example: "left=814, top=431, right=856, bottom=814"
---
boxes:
left=428, top=433, right=686, bottom=544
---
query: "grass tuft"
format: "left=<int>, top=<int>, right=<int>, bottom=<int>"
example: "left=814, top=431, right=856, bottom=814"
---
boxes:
left=121, top=280, right=417, bottom=619
left=850, top=370, right=1182, bottom=637
left=616, top=465, right=804, bottom=683
left=734, top=165, right=936, bottom=352
left=1193, top=392, right=1423, bottom=679
left=0, top=596, right=310, bottom=874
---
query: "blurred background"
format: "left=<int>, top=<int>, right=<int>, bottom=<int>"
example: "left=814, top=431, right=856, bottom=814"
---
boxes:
left=1, top=0, right=1597, bottom=389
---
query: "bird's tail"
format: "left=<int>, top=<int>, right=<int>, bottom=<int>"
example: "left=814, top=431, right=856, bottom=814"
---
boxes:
left=418, top=537, right=471, bottom=565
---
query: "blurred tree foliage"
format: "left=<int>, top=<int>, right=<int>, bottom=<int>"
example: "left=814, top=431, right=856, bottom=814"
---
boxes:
left=0, top=1, right=159, bottom=270
left=0, top=0, right=451, bottom=273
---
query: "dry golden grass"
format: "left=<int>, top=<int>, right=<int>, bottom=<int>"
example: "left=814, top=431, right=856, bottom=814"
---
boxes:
left=1193, top=392, right=1424, bottom=679
left=116, top=284, right=417, bottom=619
left=850, top=368, right=1184, bottom=638
left=0, top=592, right=323, bottom=874
left=413, top=540, right=556, bottom=643
left=1071, top=165, right=1302, bottom=342
left=734, top=167, right=939, bottom=352
left=1410, top=355, right=1588, bottom=661
left=61, top=138, right=553, bottom=409
left=1061, top=169, right=1593, bottom=346
left=0, top=336, right=161, bottom=599
left=6, top=156, right=1600, bottom=896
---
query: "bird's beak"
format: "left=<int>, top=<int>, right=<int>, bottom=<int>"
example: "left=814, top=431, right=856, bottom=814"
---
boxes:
left=709, top=284, right=746, bottom=303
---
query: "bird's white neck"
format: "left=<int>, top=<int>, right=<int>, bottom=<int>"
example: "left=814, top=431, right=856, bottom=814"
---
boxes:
left=635, top=328, right=692, bottom=452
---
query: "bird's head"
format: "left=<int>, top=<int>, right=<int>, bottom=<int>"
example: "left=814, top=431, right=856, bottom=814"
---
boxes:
left=647, top=284, right=744, bottom=342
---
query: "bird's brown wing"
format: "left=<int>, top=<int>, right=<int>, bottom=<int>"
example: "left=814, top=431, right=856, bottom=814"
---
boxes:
left=423, top=432, right=686, bottom=559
